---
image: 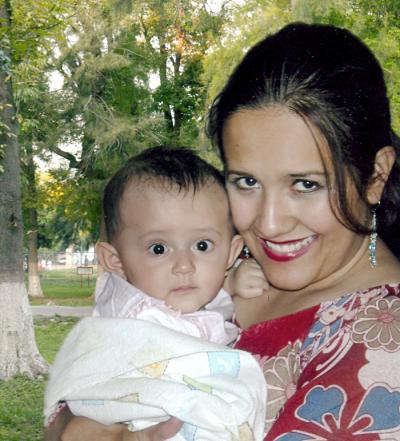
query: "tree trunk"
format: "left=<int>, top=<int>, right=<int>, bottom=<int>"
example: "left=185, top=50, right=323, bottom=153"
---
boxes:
left=159, top=39, right=174, bottom=132
left=25, top=147, right=44, bottom=297
left=27, top=206, right=43, bottom=297
left=0, top=0, right=47, bottom=379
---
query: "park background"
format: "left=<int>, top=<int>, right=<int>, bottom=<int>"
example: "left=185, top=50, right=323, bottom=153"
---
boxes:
left=1, top=0, right=400, bottom=439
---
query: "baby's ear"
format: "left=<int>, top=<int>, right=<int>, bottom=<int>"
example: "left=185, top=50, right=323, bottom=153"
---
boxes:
left=95, top=242, right=126, bottom=279
left=226, top=235, right=244, bottom=270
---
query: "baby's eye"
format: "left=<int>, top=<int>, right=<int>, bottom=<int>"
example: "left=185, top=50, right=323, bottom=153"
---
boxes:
left=293, top=179, right=321, bottom=193
left=194, top=240, right=213, bottom=252
left=232, top=176, right=260, bottom=190
left=149, top=243, right=167, bottom=255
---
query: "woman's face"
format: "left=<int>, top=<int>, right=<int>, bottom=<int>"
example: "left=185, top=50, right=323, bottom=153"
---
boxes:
left=222, top=107, right=366, bottom=291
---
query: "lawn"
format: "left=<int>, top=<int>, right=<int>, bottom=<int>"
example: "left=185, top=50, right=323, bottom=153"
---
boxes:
left=0, top=268, right=96, bottom=441
left=0, top=269, right=95, bottom=440
left=0, top=317, right=79, bottom=441
left=28, top=267, right=96, bottom=306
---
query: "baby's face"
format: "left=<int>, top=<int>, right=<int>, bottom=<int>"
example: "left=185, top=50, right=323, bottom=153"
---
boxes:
left=113, top=180, right=237, bottom=313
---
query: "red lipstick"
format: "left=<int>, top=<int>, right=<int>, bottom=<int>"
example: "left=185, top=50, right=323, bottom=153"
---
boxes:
left=259, top=236, right=316, bottom=262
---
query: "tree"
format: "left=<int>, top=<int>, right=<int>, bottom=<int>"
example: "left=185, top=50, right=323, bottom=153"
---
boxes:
left=18, top=83, right=51, bottom=297
left=130, top=0, right=227, bottom=144
left=13, top=0, right=399, bottom=259
left=202, top=0, right=400, bottom=135
left=291, top=0, right=400, bottom=131
left=12, top=0, right=76, bottom=295
left=202, top=0, right=292, bottom=107
left=22, top=0, right=229, bottom=248
left=0, top=0, right=47, bottom=379
left=23, top=145, right=43, bottom=296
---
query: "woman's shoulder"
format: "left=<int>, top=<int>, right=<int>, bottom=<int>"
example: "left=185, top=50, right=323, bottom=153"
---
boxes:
left=235, top=282, right=400, bottom=355
left=236, top=282, right=400, bottom=437
left=262, top=282, right=400, bottom=440
left=327, top=281, right=400, bottom=308
left=310, top=282, right=400, bottom=347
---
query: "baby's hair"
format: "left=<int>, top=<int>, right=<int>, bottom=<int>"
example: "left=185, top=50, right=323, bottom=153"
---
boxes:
left=103, top=145, right=225, bottom=242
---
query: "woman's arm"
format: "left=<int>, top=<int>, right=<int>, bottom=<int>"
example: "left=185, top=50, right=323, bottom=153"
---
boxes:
left=43, top=406, right=74, bottom=441
left=44, top=408, right=183, bottom=441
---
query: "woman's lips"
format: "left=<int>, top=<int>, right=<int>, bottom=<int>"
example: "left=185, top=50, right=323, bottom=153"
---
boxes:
left=259, top=236, right=316, bottom=262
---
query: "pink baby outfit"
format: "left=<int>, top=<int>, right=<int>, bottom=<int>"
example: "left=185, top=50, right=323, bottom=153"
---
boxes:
left=93, top=271, right=239, bottom=345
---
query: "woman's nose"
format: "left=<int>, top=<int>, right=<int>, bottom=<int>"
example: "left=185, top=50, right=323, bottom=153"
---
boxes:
left=256, top=194, right=295, bottom=237
left=172, top=250, right=195, bottom=275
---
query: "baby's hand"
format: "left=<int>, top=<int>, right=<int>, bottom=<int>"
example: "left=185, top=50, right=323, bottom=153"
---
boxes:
left=225, top=258, right=269, bottom=299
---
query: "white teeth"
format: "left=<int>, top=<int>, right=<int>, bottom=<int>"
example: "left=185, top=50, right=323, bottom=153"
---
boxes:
left=265, top=236, right=314, bottom=254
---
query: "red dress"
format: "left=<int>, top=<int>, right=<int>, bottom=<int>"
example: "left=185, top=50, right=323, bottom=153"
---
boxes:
left=234, top=284, right=400, bottom=440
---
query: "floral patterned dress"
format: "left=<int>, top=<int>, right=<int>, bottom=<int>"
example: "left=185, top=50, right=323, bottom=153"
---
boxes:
left=234, top=284, right=400, bottom=440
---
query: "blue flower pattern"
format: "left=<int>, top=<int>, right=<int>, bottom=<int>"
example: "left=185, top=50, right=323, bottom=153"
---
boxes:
left=275, top=385, right=400, bottom=440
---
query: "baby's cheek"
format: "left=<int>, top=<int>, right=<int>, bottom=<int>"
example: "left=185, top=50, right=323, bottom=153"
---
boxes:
left=231, top=204, right=255, bottom=233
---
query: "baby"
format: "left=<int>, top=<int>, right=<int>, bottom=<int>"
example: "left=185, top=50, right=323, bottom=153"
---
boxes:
left=45, top=146, right=267, bottom=441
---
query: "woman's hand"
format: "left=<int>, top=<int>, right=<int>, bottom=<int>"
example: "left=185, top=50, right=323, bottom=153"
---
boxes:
left=44, top=407, right=183, bottom=441
left=225, top=258, right=269, bottom=299
left=63, top=417, right=182, bottom=441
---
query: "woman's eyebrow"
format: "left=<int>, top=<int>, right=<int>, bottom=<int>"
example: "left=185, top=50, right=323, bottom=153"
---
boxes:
left=289, top=172, right=326, bottom=178
left=226, top=169, right=255, bottom=176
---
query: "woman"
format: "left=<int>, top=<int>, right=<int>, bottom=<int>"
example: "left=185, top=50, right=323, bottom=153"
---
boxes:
left=49, top=22, right=400, bottom=440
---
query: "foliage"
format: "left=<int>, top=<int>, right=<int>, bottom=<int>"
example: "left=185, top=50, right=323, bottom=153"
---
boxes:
left=202, top=0, right=292, bottom=105
left=36, top=170, right=104, bottom=248
left=0, top=0, right=77, bottom=166
left=4, top=0, right=400, bottom=252
left=12, top=0, right=231, bottom=249
left=202, top=0, right=400, bottom=135
left=291, top=0, right=400, bottom=132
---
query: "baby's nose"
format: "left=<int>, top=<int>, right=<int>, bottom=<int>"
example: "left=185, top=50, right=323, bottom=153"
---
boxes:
left=172, top=250, right=195, bottom=274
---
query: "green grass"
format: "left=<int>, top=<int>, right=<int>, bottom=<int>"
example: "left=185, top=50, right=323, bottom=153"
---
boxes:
left=0, top=269, right=94, bottom=440
left=28, top=268, right=96, bottom=306
left=35, top=316, right=80, bottom=363
left=0, top=270, right=95, bottom=439
left=0, top=376, right=46, bottom=441
left=0, top=317, right=79, bottom=441
left=40, top=267, right=96, bottom=297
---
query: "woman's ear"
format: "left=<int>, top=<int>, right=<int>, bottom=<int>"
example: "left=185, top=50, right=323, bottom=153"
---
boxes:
left=367, top=146, right=396, bottom=204
left=226, top=235, right=244, bottom=270
left=95, top=242, right=126, bottom=279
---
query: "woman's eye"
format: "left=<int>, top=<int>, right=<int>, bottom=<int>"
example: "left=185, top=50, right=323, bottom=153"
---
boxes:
left=293, top=179, right=321, bottom=193
left=194, top=240, right=213, bottom=252
left=233, top=176, right=259, bottom=190
left=149, top=243, right=167, bottom=255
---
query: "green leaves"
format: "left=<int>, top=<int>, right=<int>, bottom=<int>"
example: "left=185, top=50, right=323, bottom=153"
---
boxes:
left=4, top=0, right=399, bottom=253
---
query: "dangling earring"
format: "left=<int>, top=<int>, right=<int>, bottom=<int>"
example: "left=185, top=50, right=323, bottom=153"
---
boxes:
left=242, top=245, right=251, bottom=259
left=368, top=203, right=379, bottom=268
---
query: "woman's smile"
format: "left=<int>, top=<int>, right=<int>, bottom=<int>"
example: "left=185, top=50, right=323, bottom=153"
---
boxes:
left=259, top=235, right=317, bottom=262
left=223, top=107, right=367, bottom=292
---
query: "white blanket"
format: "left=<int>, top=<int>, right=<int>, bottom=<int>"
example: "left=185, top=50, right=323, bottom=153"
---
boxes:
left=45, top=317, right=266, bottom=441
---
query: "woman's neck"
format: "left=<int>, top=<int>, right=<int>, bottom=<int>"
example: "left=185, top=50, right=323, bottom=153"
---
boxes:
left=236, top=236, right=400, bottom=327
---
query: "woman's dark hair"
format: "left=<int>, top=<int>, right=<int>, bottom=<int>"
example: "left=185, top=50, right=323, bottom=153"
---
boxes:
left=207, top=22, right=400, bottom=257
left=103, top=145, right=225, bottom=242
